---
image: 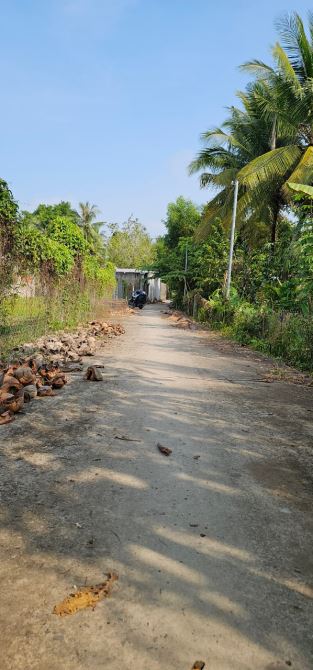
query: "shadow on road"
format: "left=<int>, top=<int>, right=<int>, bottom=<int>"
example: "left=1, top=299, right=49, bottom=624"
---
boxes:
left=0, top=306, right=312, bottom=669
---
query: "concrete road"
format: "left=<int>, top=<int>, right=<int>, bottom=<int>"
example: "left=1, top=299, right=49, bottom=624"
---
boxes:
left=0, top=305, right=312, bottom=670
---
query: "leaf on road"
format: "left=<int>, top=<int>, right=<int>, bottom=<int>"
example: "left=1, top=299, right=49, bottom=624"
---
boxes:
left=157, top=443, right=172, bottom=456
left=53, top=572, right=118, bottom=617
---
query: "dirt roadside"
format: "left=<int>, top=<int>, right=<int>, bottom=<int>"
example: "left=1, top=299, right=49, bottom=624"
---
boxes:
left=0, top=304, right=312, bottom=670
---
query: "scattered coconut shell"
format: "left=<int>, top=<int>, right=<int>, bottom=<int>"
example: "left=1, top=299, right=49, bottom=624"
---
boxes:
left=14, top=366, right=36, bottom=386
left=0, top=319, right=124, bottom=427
left=37, top=366, right=48, bottom=378
left=25, top=358, right=39, bottom=373
left=51, top=377, right=65, bottom=389
left=37, top=386, right=56, bottom=397
left=45, top=368, right=66, bottom=382
left=0, top=391, right=14, bottom=404
left=157, top=442, right=172, bottom=456
left=0, top=411, right=14, bottom=425
left=60, top=363, right=83, bottom=372
left=4, top=394, right=24, bottom=414
left=85, top=366, right=103, bottom=381
left=23, top=384, right=37, bottom=402
left=33, top=354, right=44, bottom=368
left=2, top=375, right=22, bottom=392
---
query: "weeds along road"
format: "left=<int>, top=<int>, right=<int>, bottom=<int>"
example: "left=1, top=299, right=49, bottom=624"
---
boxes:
left=0, top=304, right=312, bottom=670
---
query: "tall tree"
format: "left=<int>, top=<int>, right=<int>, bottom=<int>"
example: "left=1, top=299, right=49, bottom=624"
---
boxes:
left=28, top=201, right=78, bottom=230
left=77, top=202, right=105, bottom=244
left=190, top=12, right=313, bottom=244
left=163, top=196, right=201, bottom=248
left=106, top=216, right=155, bottom=268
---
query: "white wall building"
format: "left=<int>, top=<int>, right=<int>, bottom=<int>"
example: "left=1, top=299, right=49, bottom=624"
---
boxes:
left=147, top=275, right=167, bottom=302
left=115, top=268, right=167, bottom=301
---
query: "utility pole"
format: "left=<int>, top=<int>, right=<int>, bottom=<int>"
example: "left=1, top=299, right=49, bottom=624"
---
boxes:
left=225, top=179, right=239, bottom=300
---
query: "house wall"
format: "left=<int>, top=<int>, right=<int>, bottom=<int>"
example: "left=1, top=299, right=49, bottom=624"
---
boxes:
left=115, top=271, right=147, bottom=299
left=115, top=269, right=167, bottom=302
left=147, top=277, right=167, bottom=302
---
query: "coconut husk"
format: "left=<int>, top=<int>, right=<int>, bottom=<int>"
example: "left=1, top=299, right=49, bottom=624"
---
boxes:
left=44, top=368, right=64, bottom=381
left=0, top=391, right=14, bottom=403
left=37, top=386, right=56, bottom=397
left=1, top=376, right=22, bottom=393
left=4, top=394, right=24, bottom=414
left=85, top=366, right=103, bottom=381
left=0, top=411, right=14, bottom=425
left=14, top=366, right=36, bottom=386
left=23, top=384, right=37, bottom=401
left=51, top=377, right=65, bottom=389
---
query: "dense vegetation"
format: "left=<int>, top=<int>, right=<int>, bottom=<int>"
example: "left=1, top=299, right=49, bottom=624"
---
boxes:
left=0, top=185, right=116, bottom=352
left=155, top=13, right=313, bottom=372
left=104, top=216, right=155, bottom=268
left=0, top=179, right=156, bottom=353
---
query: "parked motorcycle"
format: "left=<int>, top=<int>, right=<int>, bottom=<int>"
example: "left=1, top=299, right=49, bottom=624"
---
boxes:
left=128, top=289, right=147, bottom=309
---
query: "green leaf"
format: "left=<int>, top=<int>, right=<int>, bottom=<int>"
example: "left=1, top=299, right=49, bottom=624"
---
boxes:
left=287, top=182, right=313, bottom=198
left=238, top=145, right=302, bottom=188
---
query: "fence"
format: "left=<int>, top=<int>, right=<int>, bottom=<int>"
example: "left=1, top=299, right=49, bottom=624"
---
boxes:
left=0, top=279, right=128, bottom=358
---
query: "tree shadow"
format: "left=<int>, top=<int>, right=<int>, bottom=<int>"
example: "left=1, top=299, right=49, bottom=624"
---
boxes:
left=0, top=305, right=312, bottom=669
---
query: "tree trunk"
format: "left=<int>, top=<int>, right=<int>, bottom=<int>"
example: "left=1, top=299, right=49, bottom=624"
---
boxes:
left=270, top=116, right=277, bottom=151
left=271, top=219, right=277, bottom=245
left=271, top=201, right=280, bottom=247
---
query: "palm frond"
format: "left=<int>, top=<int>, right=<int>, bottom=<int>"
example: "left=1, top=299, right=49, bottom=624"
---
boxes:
left=272, top=42, right=301, bottom=87
left=287, top=182, right=313, bottom=197
left=196, top=189, right=233, bottom=238
left=282, top=146, right=313, bottom=196
left=188, top=147, right=238, bottom=176
left=274, top=12, right=313, bottom=81
left=238, top=145, right=302, bottom=188
left=200, top=128, right=230, bottom=145
left=308, top=10, right=313, bottom=49
left=240, top=60, right=274, bottom=78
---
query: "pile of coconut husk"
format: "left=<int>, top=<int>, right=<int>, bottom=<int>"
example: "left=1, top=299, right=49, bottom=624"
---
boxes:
left=17, top=321, right=125, bottom=364
left=0, top=358, right=67, bottom=425
left=162, top=309, right=197, bottom=330
left=0, top=320, right=125, bottom=425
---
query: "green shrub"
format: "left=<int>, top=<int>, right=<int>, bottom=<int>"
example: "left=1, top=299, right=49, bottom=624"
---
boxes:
left=232, top=302, right=270, bottom=343
left=197, top=293, right=313, bottom=372
left=267, top=313, right=313, bottom=370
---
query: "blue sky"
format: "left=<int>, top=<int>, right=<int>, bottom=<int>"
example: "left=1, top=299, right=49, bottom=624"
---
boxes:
left=2, top=1, right=311, bottom=235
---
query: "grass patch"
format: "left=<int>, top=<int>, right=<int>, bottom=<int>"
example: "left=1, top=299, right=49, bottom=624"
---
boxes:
left=0, top=286, right=115, bottom=357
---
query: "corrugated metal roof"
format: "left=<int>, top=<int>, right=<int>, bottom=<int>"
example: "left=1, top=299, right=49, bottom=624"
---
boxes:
left=115, top=268, right=147, bottom=274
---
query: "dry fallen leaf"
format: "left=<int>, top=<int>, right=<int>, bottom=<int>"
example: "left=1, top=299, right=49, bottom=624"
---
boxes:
left=157, top=443, right=172, bottom=456
left=53, top=571, right=118, bottom=616
left=192, top=662, right=205, bottom=669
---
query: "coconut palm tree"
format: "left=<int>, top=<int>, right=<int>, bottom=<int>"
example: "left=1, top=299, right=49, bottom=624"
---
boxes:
left=190, top=12, right=313, bottom=244
left=238, top=13, right=313, bottom=235
left=190, top=80, right=293, bottom=243
left=77, top=202, right=105, bottom=244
